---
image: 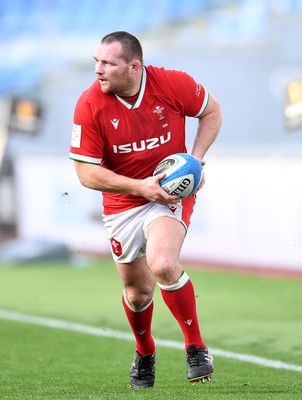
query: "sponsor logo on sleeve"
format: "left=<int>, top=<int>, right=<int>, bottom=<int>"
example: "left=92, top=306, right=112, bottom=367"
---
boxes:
left=71, top=124, right=82, bottom=148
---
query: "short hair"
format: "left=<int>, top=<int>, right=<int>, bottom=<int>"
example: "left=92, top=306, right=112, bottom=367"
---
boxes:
left=101, top=31, right=143, bottom=63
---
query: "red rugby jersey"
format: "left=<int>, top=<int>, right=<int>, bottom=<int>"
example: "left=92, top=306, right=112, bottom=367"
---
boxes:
left=69, top=65, right=208, bottom=215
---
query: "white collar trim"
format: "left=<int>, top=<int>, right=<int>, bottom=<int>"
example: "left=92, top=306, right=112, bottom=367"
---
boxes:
left=115, top=67, right=146, bottom=110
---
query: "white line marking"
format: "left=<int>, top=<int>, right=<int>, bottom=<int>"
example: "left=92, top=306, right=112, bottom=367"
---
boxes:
left=1, top=309, right=301, bottom=372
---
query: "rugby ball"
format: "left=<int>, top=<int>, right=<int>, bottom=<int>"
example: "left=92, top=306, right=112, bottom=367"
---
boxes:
left=153, top=153, right=203, bottom=198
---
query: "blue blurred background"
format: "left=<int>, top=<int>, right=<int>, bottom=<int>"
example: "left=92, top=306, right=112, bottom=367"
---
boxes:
left=0, top=0, right=302, bottom=272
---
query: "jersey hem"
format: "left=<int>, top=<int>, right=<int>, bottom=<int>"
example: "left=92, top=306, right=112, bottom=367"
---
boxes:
left=69, top=152, right=102, bottom=164
left=194, top=88, right=209, bottom=118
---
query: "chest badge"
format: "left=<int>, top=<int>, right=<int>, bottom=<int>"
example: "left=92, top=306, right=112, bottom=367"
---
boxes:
left=153, top=106, right=165, bottom=121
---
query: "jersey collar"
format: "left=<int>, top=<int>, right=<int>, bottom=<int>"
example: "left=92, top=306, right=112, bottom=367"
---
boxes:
left=115, top=67, right=146, bottom=110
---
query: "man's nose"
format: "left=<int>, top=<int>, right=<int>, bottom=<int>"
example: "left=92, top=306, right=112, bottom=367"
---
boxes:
left=95, top=62, right=104, bottom=74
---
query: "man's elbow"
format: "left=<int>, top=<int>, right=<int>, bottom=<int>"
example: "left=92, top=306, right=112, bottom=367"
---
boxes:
left=77, top=173, right=90, bottom=188
left=74, top=161, right=94, bottom=188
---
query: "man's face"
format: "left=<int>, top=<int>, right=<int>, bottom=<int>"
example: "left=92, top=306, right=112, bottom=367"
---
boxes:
left=94, top=41, right=134, bottom=96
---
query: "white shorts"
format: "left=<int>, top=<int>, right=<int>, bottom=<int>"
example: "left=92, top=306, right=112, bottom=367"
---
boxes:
left=102, top=199, right=194, bottom=263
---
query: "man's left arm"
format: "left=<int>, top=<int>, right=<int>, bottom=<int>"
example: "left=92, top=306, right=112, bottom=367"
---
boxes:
left=191, top=93, right=222, bottom=161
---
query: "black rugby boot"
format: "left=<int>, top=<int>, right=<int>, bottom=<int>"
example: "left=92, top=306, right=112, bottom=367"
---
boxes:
left=186, top=345, right=213, bottom=384
left=130, top=351, right=156, bottom=388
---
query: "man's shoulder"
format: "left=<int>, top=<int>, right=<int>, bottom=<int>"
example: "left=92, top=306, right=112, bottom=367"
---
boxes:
left=145, top=65, right=190, bottom=85
left=77, top=80, right=114, bottom=108
left=79, top=80, right=103, bottom=101
left=146, top=64, right=188, bottom=75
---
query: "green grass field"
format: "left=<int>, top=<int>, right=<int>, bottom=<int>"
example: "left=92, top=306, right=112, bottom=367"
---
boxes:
left=0, top=258, right=301, bottom=399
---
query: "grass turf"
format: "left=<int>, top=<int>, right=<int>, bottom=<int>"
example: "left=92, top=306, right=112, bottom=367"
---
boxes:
left=0, top=258, right=301, bottom=399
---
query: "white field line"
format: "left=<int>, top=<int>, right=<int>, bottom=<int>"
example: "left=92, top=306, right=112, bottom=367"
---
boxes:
left=1, top=309, right=302, bottom=373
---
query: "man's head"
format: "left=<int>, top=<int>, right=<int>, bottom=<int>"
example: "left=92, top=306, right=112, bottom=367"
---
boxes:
left=94, top=31, right=143, bottom=96
left=101, top=31, right=143, bottom=63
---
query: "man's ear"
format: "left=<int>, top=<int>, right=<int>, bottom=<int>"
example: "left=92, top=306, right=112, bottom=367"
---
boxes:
left=131, top=60, right=141, bottom=73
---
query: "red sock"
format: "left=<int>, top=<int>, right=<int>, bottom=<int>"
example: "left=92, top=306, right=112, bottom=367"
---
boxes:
left=122, top=294, right=156, bottom=356
left=160, top=279, right=207, bottom=350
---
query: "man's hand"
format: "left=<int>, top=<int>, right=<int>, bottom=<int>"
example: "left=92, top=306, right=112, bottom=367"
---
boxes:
left=137, top=173, right=180, bottom=205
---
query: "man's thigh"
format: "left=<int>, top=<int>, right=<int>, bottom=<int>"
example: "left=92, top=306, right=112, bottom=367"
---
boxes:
left=145, top=216, right=186, bottom=283
left=115, top=256, right=156, bottom=298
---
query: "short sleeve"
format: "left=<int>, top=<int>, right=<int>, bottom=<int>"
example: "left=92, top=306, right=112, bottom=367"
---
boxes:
left=167, top=70, right=209, bottom=118
left=69, top=94, right=103, bottom=164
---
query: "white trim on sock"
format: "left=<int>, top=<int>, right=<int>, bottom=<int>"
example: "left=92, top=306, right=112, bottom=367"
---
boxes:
left=157, top=271, right=189, bottom=291
left=123, top=290, right=153, bottom=313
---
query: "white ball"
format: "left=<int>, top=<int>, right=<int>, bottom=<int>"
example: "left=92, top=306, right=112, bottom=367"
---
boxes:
left=153, top=153, right=203, bottom=198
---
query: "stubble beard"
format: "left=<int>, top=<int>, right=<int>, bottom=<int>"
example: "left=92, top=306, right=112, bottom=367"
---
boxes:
left=99, top=73, right=133, bottom=97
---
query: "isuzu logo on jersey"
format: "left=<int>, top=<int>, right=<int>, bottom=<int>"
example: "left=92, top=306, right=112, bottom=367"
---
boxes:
left=112, top=131, right=171, bottom=154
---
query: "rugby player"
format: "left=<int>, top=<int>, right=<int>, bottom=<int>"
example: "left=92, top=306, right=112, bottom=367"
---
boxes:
left=69, top=31, right=222, bottom=388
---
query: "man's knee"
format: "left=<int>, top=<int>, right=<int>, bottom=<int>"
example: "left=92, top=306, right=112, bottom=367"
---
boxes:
left=124, top=286, right=154, bottom=311
left=148, top=254, right=182, bottom=286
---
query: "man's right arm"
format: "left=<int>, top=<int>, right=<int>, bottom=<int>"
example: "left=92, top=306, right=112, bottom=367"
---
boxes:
left=74, top=161, right=179, bottom=205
